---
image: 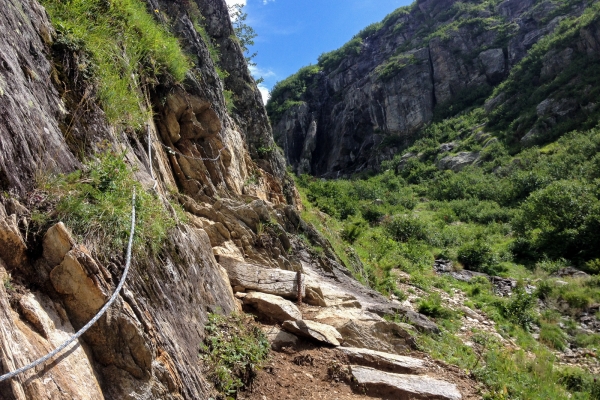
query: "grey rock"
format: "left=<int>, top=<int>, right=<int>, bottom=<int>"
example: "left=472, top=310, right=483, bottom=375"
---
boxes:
left=219, top=255, right=306, bottom=299
left=350, top=365, right=462, bottom=400
left=262, top=326, right=299, bottom=350
left=437, top=152, right=480, bottom=172
left=315, top=307, right=415, bottom=353
left=243, top=292, right=302, bottom=323
left=552, top=267, right=589, bottom=279
left=479, top=48, right=506, bottom=82
left=366, top=304, right=439, bottom=334
left=439, top=143, right=457, bottom=153
left=338, top=347, right=428, bottom=374
left=282, top=320, right=343, bottom=346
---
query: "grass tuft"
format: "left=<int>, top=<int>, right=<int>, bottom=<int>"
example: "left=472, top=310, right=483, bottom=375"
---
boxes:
left=42, top=0, right=191, bottom=128
left=200, top=313, right=270, bottom=398
left=35, top=148, right=178, bottom=259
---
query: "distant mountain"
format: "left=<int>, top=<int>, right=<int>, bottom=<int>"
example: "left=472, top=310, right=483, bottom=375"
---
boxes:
left=268, top=0, right=600, bottom=177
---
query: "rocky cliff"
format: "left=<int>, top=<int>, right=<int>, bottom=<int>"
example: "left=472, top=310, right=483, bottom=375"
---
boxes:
left=270, top=0, right=597, bottom=177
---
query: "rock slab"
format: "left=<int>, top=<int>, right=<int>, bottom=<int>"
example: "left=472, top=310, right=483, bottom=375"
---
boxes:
left=351, top=365, right=462, bottom=400
left=244, top=292, right=302, bottom=323
left=282, top=320, right=342, bottom=346
left=338, top=347, right=427, bottom=374
left=219, top=255, right=305, bottom=299
left=262, top=326, right=299, bottom=350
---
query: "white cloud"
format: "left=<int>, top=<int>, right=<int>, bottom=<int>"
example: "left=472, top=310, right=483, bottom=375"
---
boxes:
left=249, top=65, right=276, bottom=79
left=258, top=84, right=270, bottom=105
left=262, top=0, right=275, bottom=4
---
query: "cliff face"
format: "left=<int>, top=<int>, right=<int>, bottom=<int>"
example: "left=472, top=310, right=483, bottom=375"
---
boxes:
left=0, top=0, right=289, bottom=398
left=270, top=0, right=592, bottom=177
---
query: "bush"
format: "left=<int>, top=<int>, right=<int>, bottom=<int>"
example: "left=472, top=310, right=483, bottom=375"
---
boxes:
left=37, top=150, right=177, bottom=258
left=361, top=204, right=385, bottom=224
left=418, top=293, right=455, bottom=320
left=457, top=240, right=503, bottom=275
left=42, top=0, right=190, bottom=127
left=539, top=323, right=568, bottom=350
left=266, top=65, right=321, bottom=125
left=318, top=37, right=363, bottom=71
left=341, top=221, right=363, bottom=244
left=498, top=288, right=536, bottom=330
left=200, top=313, right=270, bottom=398
left=513, top=179, right=600, bottom=264
left=384, top=214, right=428, bottom=242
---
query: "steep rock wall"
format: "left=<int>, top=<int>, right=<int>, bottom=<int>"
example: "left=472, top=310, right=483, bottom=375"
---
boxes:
left=0, top=0, right=288, bottom=399
left=272, top=0, right=589, bottom=177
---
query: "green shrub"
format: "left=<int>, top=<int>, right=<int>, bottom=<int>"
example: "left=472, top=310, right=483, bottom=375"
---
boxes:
left=361, top=204, right=385, bottom=224
left=318, top=37, right=363, bottom=71
left=200, top=313, right=269, bottom=398
left=37, top=150, right=177, bottom=258
left=266, top=65, right=321, bottom=125
left=539, top=323, right=568, bottom=350
left=457, top=240, right=503, bottom=275
left=42, top=0, right=190, bottom=128
left=513, top=180, right=600, bottom=264
left=341, top=221, right=363, bottom=244
left=384, top=214, right=428, bottom=242
left=418, top=293, right=455, bottom=320
left=561, top=290, right=592, bottom=311
left=498, top=288, right=536, bottom=330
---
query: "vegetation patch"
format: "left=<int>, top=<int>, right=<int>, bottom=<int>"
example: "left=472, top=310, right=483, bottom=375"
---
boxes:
left=42, top=0, right=190, bottom=128
left=34, top=149, right=178, bottom=259
left=200, top=313, right=270, bottom=399
left=266, top=65, right=321, bottom=125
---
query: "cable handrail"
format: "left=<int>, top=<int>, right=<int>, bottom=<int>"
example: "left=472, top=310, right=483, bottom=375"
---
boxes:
left=0, top=190, right=137, bottom=383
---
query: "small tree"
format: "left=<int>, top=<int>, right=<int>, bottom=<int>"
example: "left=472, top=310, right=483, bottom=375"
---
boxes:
left=228, top=4, right=257, bottom=66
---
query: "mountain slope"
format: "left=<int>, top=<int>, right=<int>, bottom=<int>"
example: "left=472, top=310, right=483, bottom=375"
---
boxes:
left=269, top=0, right=598, bottom=177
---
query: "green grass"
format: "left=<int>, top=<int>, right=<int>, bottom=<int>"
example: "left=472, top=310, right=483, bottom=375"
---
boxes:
left=35, top=149, right=179, bottom=259
left=200, top=313, right=270, bottom=398
left=42, top=0, right=190, bottom=128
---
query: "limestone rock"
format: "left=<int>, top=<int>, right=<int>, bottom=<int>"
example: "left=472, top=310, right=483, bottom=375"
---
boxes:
left=338, top=347, right=428, bottom=374
left=43, top=222, right=75, bottom=266
left=0, top=214, right=27, bottom=270
left=478, top=48, right=506, bottom=82
left=336, top=320, right=414, bottom=354
left=282, top=320, right=343, bottom=346
left=219, top=255, right=306, bottom=299
left=262, top=326, right=299, bottom=350
left=244, top=292, right=302, bottom=323
left=350, top=366, right=462, bottom=400
left=437, top=152, right=480, bottom=172
left=366, top=304, right=439, bottom=334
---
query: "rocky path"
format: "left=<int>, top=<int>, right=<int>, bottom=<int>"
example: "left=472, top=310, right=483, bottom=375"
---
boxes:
left=220, top=254, right=481, bottom=399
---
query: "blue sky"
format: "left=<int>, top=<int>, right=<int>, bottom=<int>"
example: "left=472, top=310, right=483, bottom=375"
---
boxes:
left=225, top=0, right=414, bottom=103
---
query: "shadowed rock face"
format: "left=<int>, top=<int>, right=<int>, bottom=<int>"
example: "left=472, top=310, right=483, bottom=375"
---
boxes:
left=272, top=0, right=589, bottom=177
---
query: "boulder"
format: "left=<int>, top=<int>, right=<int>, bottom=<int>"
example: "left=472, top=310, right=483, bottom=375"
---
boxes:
left=366, top=304, right=439, bottom=334
left=243, top=292, right=302, bottom=323
left=479, top=48, right=506, bottom=82
left=0, top=214, right=27, bottom=270
left=439, top=142, right=457, bottom=152
left=314, top=307, right=415, bottom=354
left=49, top=250, right=108, bottom=327
left=43, top=222, right=75, bottom=267
left=350, top=366, right=462, bottom=400
left=338, top=347, right=428, bottom=374
left=282, top=320, right=342, bottom=346
left=437, top=152, right=480, bottom=172
left=262, top=326, right=299, bottom=350
left=219, top=255, right=305, bottom=299
left=552, top=267, right=589, bottom=279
